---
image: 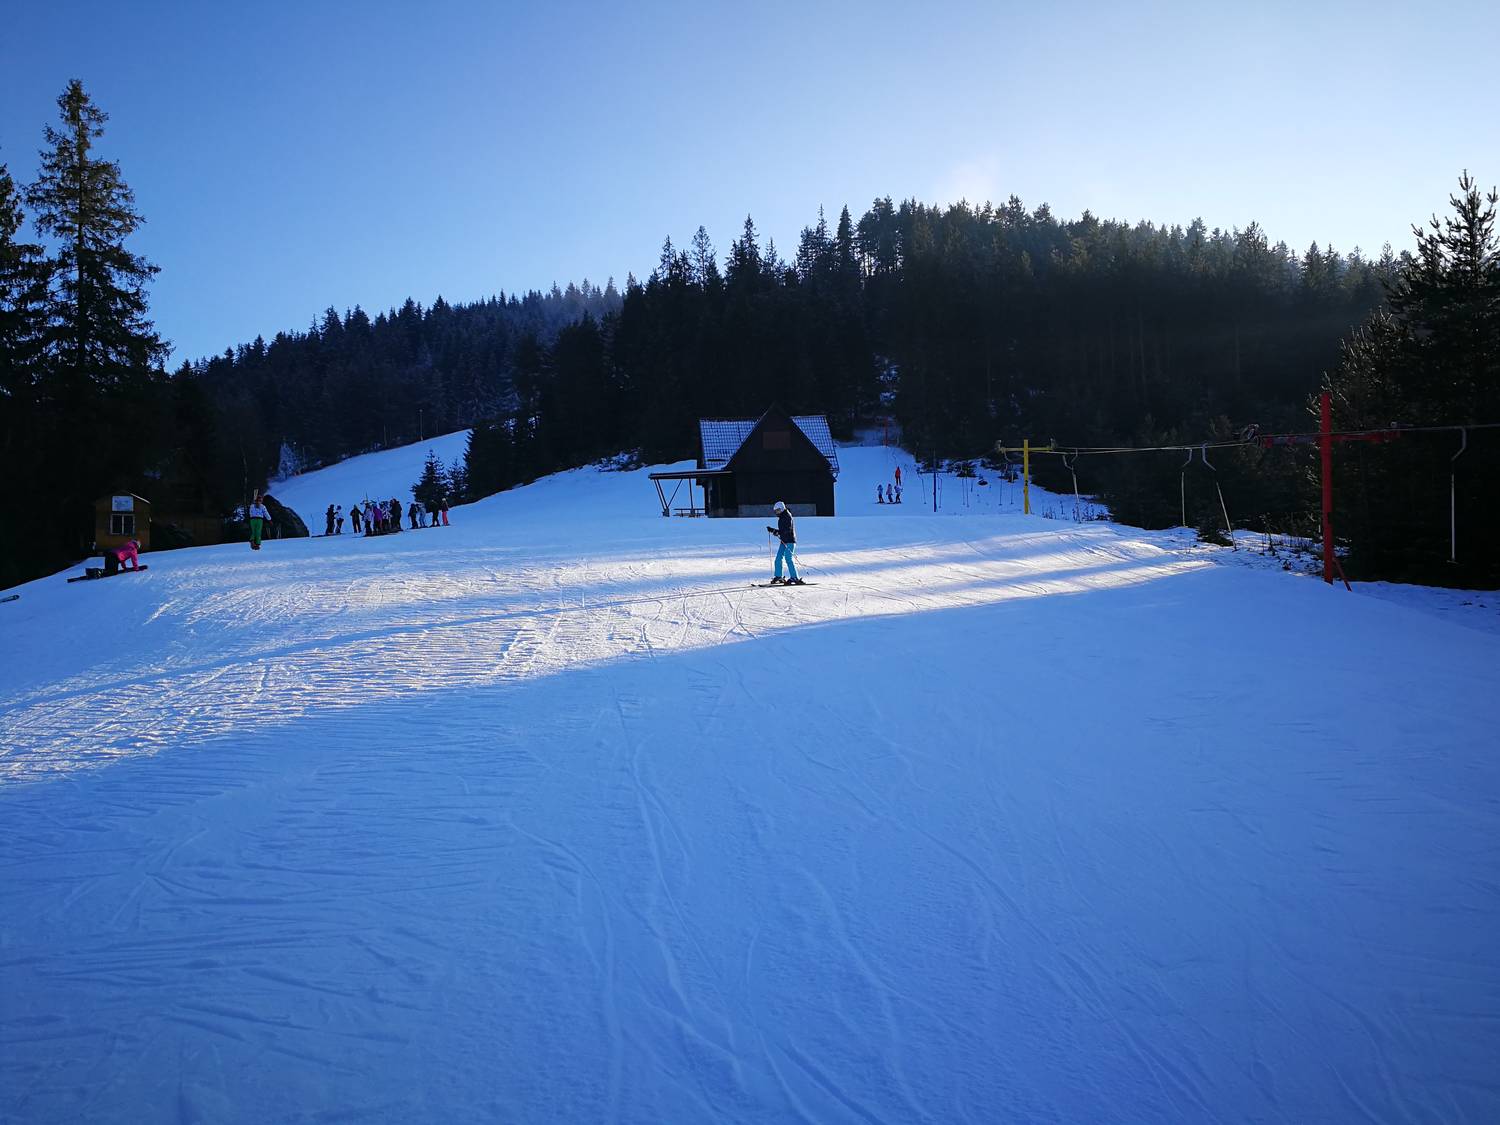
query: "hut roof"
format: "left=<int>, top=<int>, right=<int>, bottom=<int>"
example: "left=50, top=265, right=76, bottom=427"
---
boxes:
left=698, top=414, right=839, bottom=474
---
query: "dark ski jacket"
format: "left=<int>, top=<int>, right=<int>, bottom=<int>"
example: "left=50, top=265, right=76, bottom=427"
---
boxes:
left=768, top=509, right=796, bottom=544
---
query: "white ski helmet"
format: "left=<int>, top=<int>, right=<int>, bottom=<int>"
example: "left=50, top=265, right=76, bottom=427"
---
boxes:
left=772, top=501, right=786, bottom=513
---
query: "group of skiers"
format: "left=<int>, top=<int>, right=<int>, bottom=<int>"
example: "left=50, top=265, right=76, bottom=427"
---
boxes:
left=876, top=465, right=904, bottom=505
left=94, top=490, right=806, bottom=587
left=325, top=496, right=450, bottom=537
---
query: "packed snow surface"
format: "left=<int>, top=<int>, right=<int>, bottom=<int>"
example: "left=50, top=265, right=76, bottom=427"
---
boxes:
left=270, top=428, right=472, bottom=527
left=3, top=442, right=1498, bottom=1122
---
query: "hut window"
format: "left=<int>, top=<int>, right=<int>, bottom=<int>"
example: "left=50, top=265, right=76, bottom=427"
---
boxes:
left=110, top=513, right=136, bottom=536
left=763, top=429, right=790, bottom=451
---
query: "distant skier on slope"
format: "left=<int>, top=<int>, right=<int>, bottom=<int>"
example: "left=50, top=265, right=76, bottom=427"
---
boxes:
left=325, top=504, right=336, bottom=536
left=350, top=502, right=362, bottom=534
left=766, top=501, right=804, bottom=585
left=335, top=505, right=345, bottom=534
left=248, top=498, right=269, bottom=550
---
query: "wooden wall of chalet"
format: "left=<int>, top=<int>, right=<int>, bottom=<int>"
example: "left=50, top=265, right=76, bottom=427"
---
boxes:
left=94, top=494, right=151, bottom=551
left=722, top=409, right=835, bottom=517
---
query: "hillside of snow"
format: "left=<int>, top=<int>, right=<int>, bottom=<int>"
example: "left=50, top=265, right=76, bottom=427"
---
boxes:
left=2, top=441, right=1498, bottom=1122
left=270, top=428, right=473, bottom=529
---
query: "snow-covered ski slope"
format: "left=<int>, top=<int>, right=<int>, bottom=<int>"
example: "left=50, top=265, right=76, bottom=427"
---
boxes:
left=270, top=428, right=473, bottom=526
left=3, top=442, right=1498, bottom=1123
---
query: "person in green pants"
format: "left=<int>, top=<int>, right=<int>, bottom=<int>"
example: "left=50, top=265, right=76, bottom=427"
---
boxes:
left=248, top=497, right=269, bottom=550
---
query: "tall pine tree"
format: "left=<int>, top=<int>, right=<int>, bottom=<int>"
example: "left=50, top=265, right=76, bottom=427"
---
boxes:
left=27, top=80, right=167, bottom=388
left=0, top=156, right=54, bottom=583
left=14, top=81, right=169, bottom=583
left=0, top=157, right=50, bottom=402
left=1325, top=172, right=1500, bottom=582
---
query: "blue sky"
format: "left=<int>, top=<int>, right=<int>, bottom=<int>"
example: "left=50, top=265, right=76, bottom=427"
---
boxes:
left=2, top=0, right=1495, bottom=366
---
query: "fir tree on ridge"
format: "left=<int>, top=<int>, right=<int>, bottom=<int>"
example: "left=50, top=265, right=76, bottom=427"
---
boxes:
left=26, top=79, right=167, bottom=388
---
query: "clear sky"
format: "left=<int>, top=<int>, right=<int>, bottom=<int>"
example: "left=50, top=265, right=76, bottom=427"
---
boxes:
left=2, top=0, right=1495, bottom=366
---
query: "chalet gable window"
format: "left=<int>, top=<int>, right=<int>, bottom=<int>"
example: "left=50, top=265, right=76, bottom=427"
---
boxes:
left=762, top=429, right=790, bottom=451
left=110, top=513, right=136, bottom=536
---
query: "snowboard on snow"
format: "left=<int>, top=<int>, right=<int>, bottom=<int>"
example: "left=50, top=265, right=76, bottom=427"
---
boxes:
left=1, top=593, right=18, bottom=604
left=751, top=581, right=817, bottom=588
left=67, top=564, right=150, bottom=584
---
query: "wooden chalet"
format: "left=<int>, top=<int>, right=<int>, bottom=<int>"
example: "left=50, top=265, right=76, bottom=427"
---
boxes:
left=649, top=406, right=839, bottom=517
left=94, top=493, right=151, bottom=551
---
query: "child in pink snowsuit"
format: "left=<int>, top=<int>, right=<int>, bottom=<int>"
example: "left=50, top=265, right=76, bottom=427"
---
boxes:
left=103, top=539, right=140, bottom=576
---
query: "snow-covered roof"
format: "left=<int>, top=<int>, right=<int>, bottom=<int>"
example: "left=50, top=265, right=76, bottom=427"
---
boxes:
left=698, top=415, right=840, bottom=474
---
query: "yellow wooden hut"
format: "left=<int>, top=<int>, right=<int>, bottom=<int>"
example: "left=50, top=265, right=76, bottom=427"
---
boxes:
left=94, top=493, right=151, bottom=552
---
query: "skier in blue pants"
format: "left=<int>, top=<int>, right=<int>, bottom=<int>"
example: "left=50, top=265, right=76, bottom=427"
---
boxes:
left=767, top=501, right=804, bottom=585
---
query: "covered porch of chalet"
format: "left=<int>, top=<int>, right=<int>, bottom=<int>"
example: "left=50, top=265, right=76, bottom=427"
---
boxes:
left=647, top=469, right=731, bottom=517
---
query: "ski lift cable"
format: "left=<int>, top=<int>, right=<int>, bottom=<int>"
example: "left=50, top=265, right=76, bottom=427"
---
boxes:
left=990, top=414, right=1495, bottom=573
left=1003, top=420, right=1500, bottom=459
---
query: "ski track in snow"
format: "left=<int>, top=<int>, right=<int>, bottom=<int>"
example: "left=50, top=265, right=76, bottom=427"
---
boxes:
left=2, top=443, right=1499, bottom=1123
left=0, top=529, right=1201, bottom=780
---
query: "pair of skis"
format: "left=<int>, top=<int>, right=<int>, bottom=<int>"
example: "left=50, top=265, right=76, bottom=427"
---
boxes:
left=761, top=529, right=814, bottom=587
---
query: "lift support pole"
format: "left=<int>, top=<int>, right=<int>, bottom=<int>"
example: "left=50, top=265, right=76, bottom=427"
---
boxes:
left=1262, top=393, right=1398, bottom=590
left=1320, top=393, right=1334, bottom=585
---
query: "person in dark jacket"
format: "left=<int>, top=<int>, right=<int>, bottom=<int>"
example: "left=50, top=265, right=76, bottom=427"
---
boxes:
left=390, top=497, right=403, bottom=531
left=350, top=502, right=362, bottom=534
left=766, top=501, right=804, bottom=585
left=325, top=504, right=336, bottom=536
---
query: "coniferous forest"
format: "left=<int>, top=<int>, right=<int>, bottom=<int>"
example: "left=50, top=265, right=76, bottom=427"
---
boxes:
left=2, top=82, right=1497, bottom=590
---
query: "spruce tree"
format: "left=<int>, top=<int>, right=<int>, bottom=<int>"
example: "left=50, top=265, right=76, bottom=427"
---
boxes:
left=1325, top=172, right=1500, bottom=581
left=0, top=158, right=50, bottom=396
left=0, top=156, right=53, bottom=583
left=445, top=456, right=468, bottom=503
left=1385, top=171, right=1500, bottom=416
left=795, top=207, right=833, bottom=283
left=26, top=80, right=167, bottom=387
left=725, top=216, right=763, bottom=287
left=463, top=420, right=516, bottom=498
left=9, top=83, right=168, bottom=586
left=834, top=205, right=860, bottom=291
left=412, top=448, right=448, bottom=510
left=689, top=226, right=720, bottom=289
